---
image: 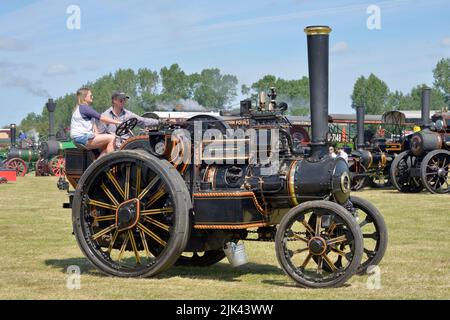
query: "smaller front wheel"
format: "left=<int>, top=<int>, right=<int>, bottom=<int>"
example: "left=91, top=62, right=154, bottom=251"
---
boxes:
left=275, top=200, right=363, bottom=288
left=420, top=150, right=450, bottom=194
left=349, top=162, right=367, bottom=191
left=48, top=155, right=66, bottom=176
left=390, top=151, right=423, bottom=193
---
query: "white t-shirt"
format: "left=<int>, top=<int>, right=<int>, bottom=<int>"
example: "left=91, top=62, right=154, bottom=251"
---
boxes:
left=70, top=105, right=100, bottom=138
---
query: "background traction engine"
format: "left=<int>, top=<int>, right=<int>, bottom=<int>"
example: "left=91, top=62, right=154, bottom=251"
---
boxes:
left=37, top=99, right=75, bottom=177
left=3, top=124, right=39, bottom=176
left=391, top=87, right=450, bottom=194
left=66, top=26, right=387, bottom=288
left=349, top=106, right=393, bottom=190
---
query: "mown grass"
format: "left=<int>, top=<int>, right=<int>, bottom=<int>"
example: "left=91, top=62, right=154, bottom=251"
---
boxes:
left=0, top=176, right=449, bottom=299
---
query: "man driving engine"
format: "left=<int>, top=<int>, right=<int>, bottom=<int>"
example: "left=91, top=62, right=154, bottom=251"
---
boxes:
left=97, top=91, right=159, bottom=148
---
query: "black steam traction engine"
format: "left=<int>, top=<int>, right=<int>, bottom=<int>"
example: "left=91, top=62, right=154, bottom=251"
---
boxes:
left=349, top=106, right=404, bottom=190
left=390, top=87, right=450, bottom=194
left=63, top=26, right=387, bottom=288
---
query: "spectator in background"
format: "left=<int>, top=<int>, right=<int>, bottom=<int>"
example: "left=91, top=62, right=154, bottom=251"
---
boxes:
left=337, top=146, right=349, bottom=163
left=18, top=130, right=27, bottom=141
left=376, top=125, right=385, bottom=138
left=328, top=146, right=337, bottom=158
left=18, top=130, right=32, bottom=148
left=70, top=87, right=121, bottom=157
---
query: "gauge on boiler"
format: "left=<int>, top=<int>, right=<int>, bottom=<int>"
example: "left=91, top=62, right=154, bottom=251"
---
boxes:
left=154, top=141, right=166, bottom=155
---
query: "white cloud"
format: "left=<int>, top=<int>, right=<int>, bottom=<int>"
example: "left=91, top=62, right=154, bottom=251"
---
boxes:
left=44, top=64, right=75, bottom=76
left=0, top=61, right=50, bottom=98
left=331, top=41, right=349, bottom=54
left=441, top=37, right=450, bottom=47
left=0, top=37, right=30, bottom=51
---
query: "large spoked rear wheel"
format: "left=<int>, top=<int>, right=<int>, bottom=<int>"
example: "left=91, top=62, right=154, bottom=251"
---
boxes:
left=420, top=150, right=450, bottom=194
left=390, top=151, right=423, bottom=193
left=72, top=150, right=191, bottom=277
left=349, top=196, right=388, bottom=275
left=275, top=201, right=363, bottom=288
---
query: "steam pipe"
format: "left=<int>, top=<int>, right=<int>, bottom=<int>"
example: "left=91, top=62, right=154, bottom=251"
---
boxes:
left=421, top=86, right=431, bottom=129
left=10, top=124, right=16, bottom=148
left=46, top=98, right=56, bottom=141
left=304, top=25, right=331, bottom=158
left=356, top=105, right=365, bottom=150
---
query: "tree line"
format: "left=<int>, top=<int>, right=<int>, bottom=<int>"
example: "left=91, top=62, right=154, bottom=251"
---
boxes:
left=351, top=58, right=449, bottom=114
left=15, top=58, right=450, bottom=138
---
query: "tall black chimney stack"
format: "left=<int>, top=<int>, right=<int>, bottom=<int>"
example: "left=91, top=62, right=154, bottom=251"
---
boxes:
left=304, top=25, right=331, bottom=158
left=356, top=105, right=365, bottom=150
left=421, top=86, right=431, bottom=129
left=10, top=124, right=16, bottom=148
left=46, top=99, right=56, bottom=141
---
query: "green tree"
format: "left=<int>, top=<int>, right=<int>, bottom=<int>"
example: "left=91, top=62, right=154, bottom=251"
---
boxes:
left=241, top=84, right=251, bottom=97
left=277, top=76, right=310, bottom=114
left=351, top=76, right=367, bottom=108
left=386, top=90, right=404, bottom=110
left=54, top=93, right=77, bottom=131
left=277, top=77, right=309, bottom=101
left=114, top=69, right=137, bottom=96
left=136, top=68, right=159, bottom=111
left=193, top=68, right=238, bottom=109
left=160, top=64, right=190, bottom=102
left=351, top=73, right=389, bottom=114
left=408, top=85, right=446, bottom=110
left=18, top=112, right=46, bottom=137
left=433, top=58, right=450, bottom=106
left=89, top=73, right=115, bottom=112
left=387, top=85, right=446, bottom=111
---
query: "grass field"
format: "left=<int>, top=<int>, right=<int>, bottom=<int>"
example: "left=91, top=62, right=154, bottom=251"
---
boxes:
left=0, top=175, right=449, bottom=300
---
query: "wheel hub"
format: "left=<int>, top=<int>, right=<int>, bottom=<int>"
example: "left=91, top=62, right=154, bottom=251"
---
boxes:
left=308, top=237, right=327, bottom=256
left=115, top=199, right=140, bottom=231
left=437, top=168, right=446, bottom=178
left=118, top=208, right=132, bottom=224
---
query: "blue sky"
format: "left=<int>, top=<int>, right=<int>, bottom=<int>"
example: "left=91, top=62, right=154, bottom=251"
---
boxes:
left=0, top=0, right=449, bottom=126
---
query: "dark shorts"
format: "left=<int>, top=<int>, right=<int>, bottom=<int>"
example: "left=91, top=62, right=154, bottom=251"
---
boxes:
left=73, top=132, right=95, bottom=145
